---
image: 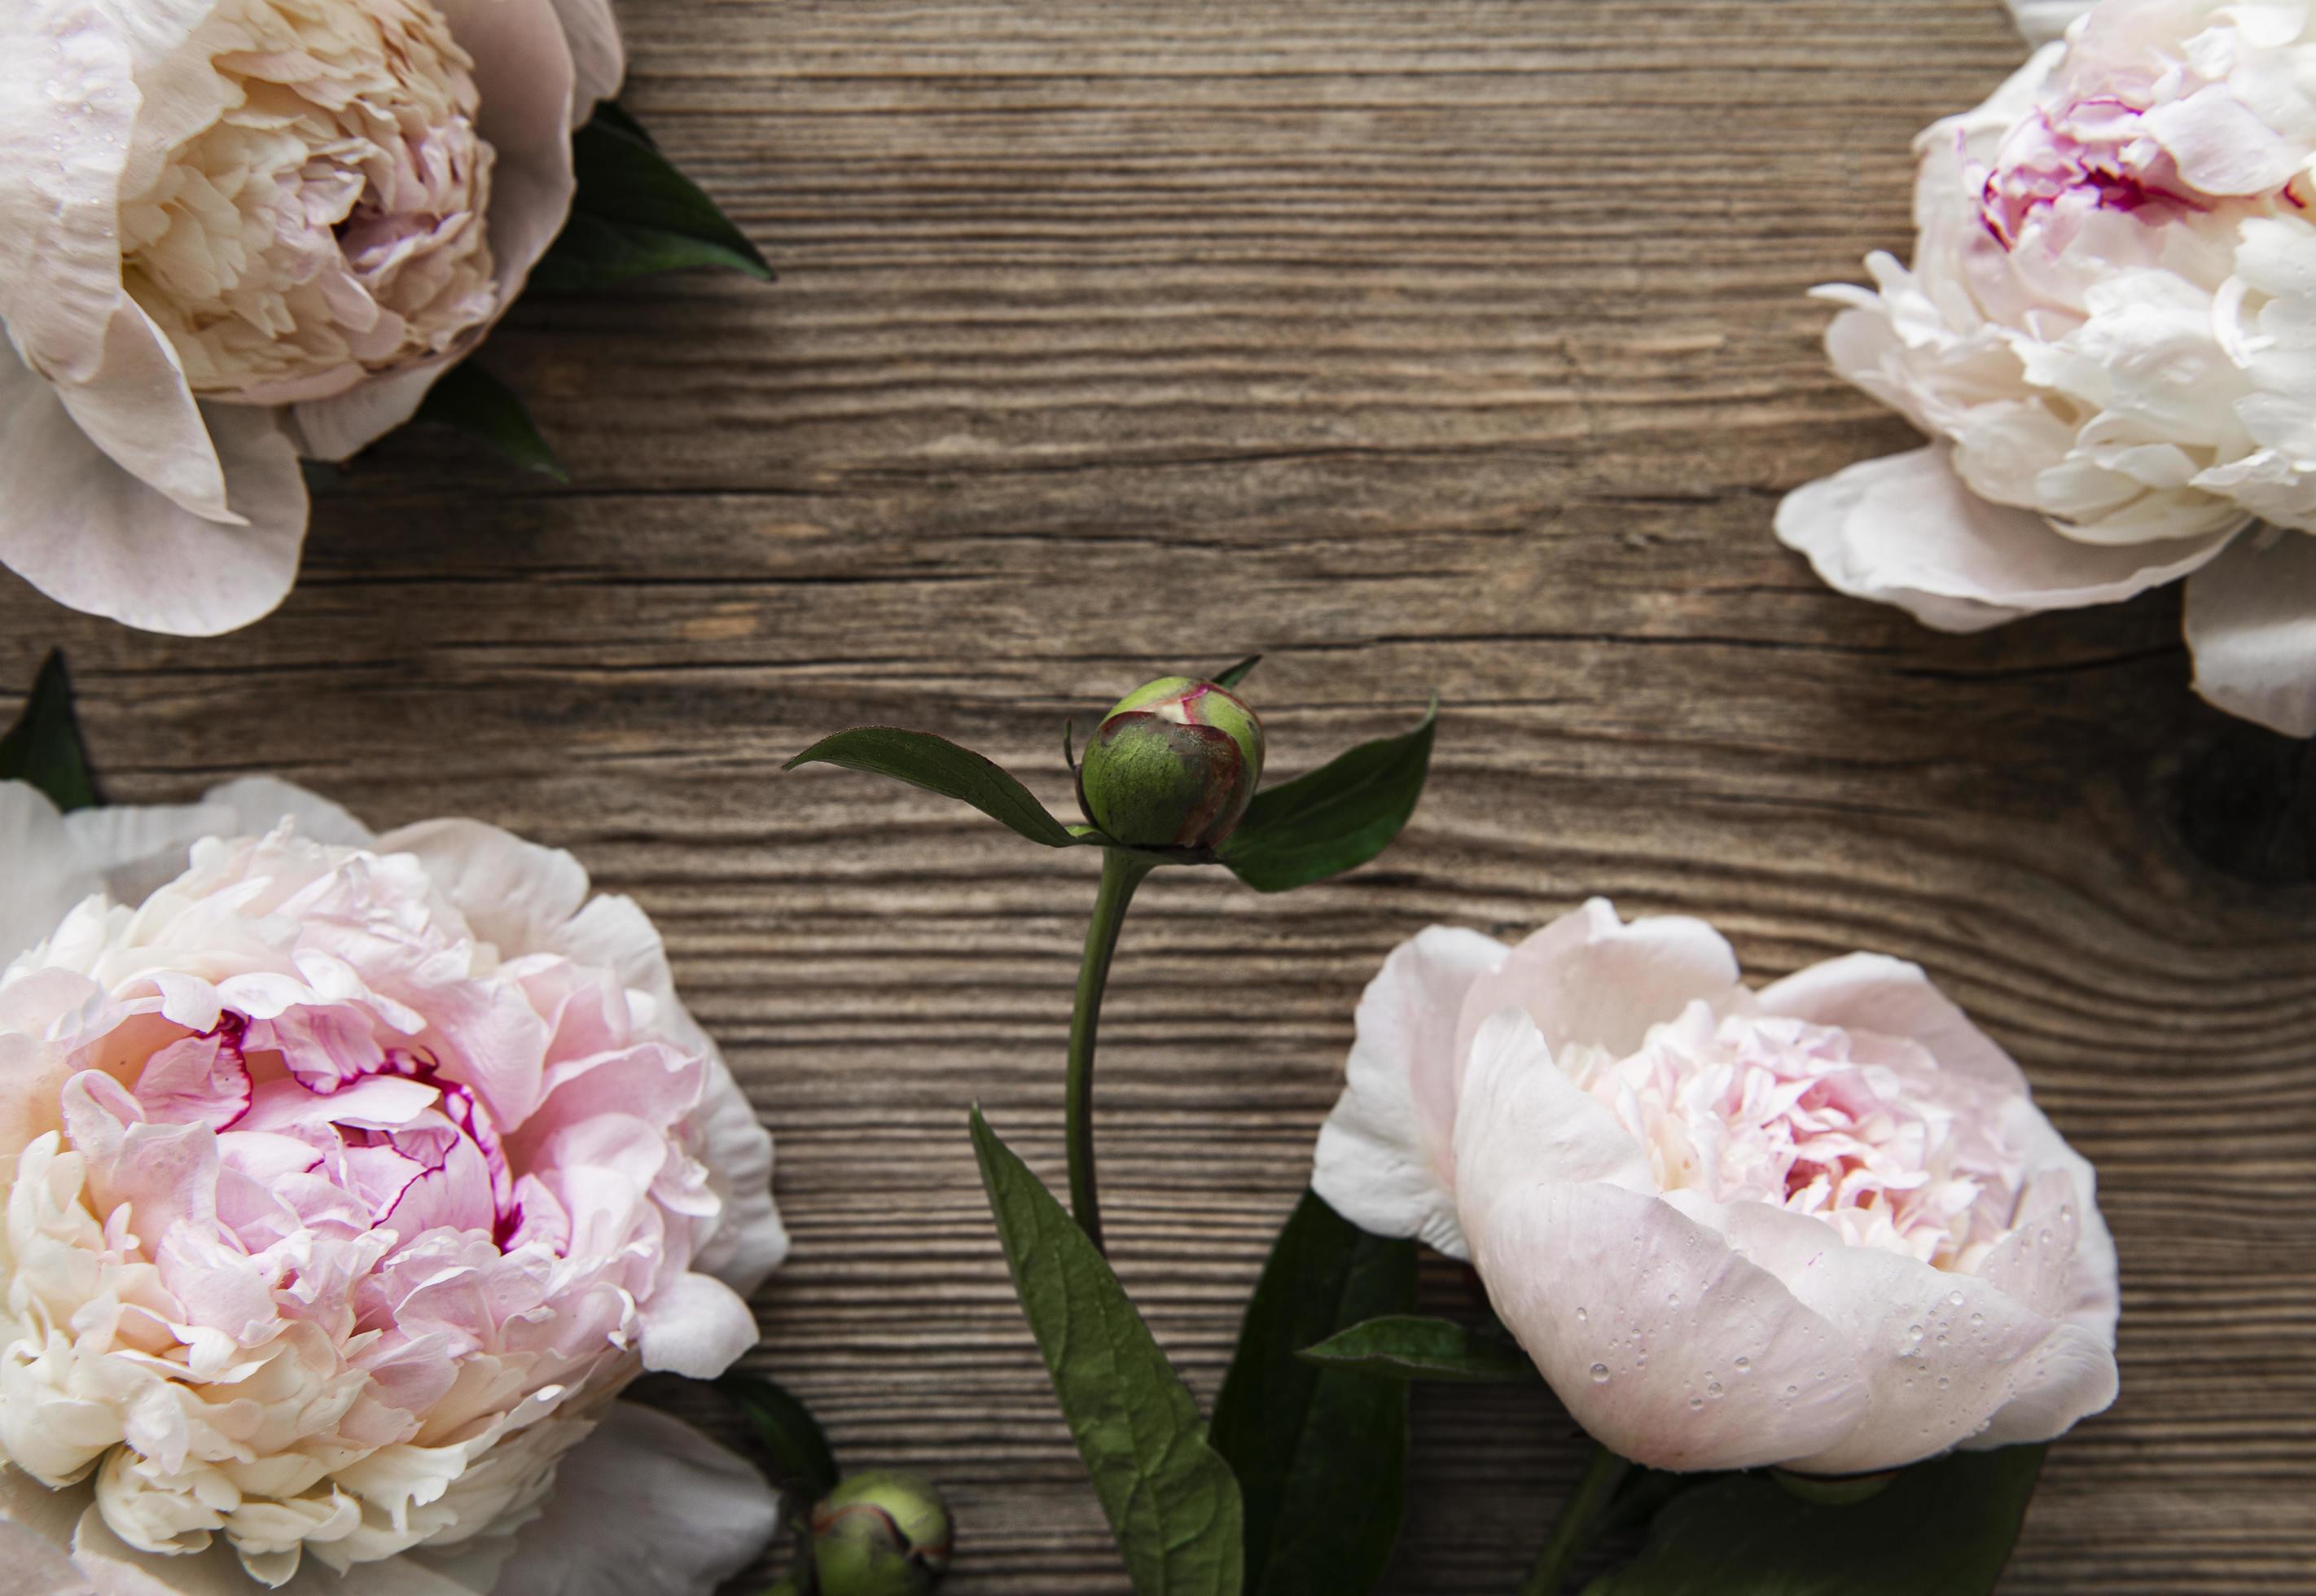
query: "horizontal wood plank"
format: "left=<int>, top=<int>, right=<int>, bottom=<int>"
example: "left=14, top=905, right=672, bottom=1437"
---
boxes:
left=2, top=1, right=2309, bottom=1589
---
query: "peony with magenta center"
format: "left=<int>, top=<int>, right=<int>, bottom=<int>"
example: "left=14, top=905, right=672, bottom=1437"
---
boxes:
left=122, top=0, right=499, bottom=403
left=0, top=786, right=786, bottom=1589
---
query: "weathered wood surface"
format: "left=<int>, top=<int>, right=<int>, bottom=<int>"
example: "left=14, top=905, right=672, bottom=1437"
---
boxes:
left=4, top=1, right=2312, bottom=1589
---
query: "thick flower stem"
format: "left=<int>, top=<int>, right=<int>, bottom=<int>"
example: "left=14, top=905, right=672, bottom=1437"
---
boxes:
left=1065, top=848, right=1156, bottom=1255
left=1518, top=1444, right=1633, bottom=1596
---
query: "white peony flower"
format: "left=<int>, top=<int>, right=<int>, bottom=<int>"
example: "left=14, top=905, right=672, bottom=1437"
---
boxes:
left=0, top=777, right=787, bottom=1594
left=0, top=0, right=623, bottom=637
left=1779, top=0, right=2316, bottom=736
left=1314, top=901, right=2119, bottom=1475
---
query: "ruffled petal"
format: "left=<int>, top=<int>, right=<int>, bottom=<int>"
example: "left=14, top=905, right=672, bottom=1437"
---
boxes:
left=1450, top=898, right=1739, bottom=1076
left=2183, top=528, right=2316, bottom=736
left=1309, top=925, right=1506, bottom=1258
left=0, top=785, right=101, bottom=966
left=684, top=1055, right=788, bottom=1296
left=1756, top=954, right=2029, bottom=1095
left=375, top=819, right=592, bottom=953
left=492, top=1405, right=780, bottom=1596
left=637, top=1272, right=761, bottom=1379
left=0, top=344, right=306, bottom=636
left=1463, top=1182, right=1868, bottom=1472
left=2005, top=0, right=2094, bottom=45
left=199, top=779, right=377, bottom=850
left=1776, top=447, right=2237, bottom=632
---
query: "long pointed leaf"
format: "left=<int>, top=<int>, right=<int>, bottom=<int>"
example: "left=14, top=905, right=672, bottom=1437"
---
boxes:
left=534, top=103, right=773, bottom=290
left=0, top=651, right=101, bottom=811
left=970, top=1108, right=1244, bottom=1596
left=1296, top=1314, right=1539, bottom=1384
left=1213, top=656, right=1261, bottom=690
left=412, top=363, right=568, bottom=482
left=1220, top=699, right=1436, bottom=892
left=785, top=728, right=1088, bottom=848
left=1211, top=1190, right=1415, bottom=1596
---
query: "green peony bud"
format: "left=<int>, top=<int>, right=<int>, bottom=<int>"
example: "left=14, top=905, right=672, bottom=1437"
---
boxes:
left=1076, top=677, right=1265, bottom=849
left=809, top=1471, right=954, bottom=1596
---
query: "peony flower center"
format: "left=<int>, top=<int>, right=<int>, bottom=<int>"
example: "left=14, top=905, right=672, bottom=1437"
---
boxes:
left=1977, top=99, right=2213, bottom=250
left=1568, top=1007, right=2025, bottom=1269
left=118, top=0, right=500, bottom=402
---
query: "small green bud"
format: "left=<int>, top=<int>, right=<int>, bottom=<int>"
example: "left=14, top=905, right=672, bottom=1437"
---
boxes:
left=1076, top=677, right=1265, bottom=849
left=809, top=1471, right=954, bottom=1596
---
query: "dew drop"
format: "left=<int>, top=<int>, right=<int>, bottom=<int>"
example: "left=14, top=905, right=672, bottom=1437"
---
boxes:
left=1945, top=1291, right=1965, bottom=1308
left=1734, top=1356, right=1751, bottom=1372
left=1969, top=1312, right=1985, bottom=1328
left=1785, top=1384, right=1798, bottom=1396
left=1905, top=1324, right=1923, bottom=1342
left=1706, top=1379, right=1723, bottom=1398
left=1590, top=1362, right=1611, bottom=1384
left=1937, top=1377, right=1950, bottom=1390
left=1575, top=1307, right=1588, bottom=1324
left=1687, top=1395, right=1704, bottom=1410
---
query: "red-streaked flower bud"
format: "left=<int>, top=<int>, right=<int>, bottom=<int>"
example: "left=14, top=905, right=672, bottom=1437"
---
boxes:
left=809, top=1471, right=954, bottom=1596
left=1076, top=677, right=1265, bottom=849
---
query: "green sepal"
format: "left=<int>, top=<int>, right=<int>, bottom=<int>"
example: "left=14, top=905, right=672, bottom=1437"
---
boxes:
left=785, top=728, right=1089, bottom=848
left=533, top=102, right=773, bottom=290
left=716, top=1370, right=840, bottom=1500
left=1211, top=1190, right=1415, bottom=1596
left=1220, top=698, right=1436, bottom=893
left=1295, top=1313, right=1539, bottom=1384
left=968, top=1107, right=1244, bottom=1596
left=412, top=363, right=569, bottom=482
left=0, top=651, right=101, bottom=812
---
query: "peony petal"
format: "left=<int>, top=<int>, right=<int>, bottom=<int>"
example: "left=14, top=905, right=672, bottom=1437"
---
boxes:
left=493, top=1404, right=779, bottom=1596
left=377, top=820, right=590, bottom=955
left=1450, top=898, right=1739, bottom=1078
left=1700, top=1201, right=2117, bottom=1475
left=1756, top=954, right=2028, bottom=1095
left=1463, top=1181, right=1868, bottom=1472
left=0, top=344, right=307, bottom=636
left=1449, top=1011, right=1653, bottom=1200
left=684, top=1055, right=788, bottom=1296
left=548, top=0, right=625, bottom=123
left=200, top=779, right=377, bottom=851
left=1309, top=925, right=1507, bottom=1258
left=0, top=1516, right=94, bottom=1594
left=0, top=785, right=102, bottom=965
left=2142, top=87, right=2299, bottom=197
left=288, top=366, right=439, bottom=467
left=2004, top=0, right=2094, bottom=44
left=58, top=803, right=238, bottom=911
left=2182, top=529, right=2316, bottom=736
left=1775, top=447, right=2237, bottom=632
left=636, top=1271, right=761, bottom=1379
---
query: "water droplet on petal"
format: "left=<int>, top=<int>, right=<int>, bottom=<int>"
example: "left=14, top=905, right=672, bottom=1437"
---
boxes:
left=1575, top=1307, right=1588, bottom=1323
left=1734, top=1356, right=1751, bottom=1372
left=1945, top=1291, right=1965, bottom=1307
left=1688, top=1395, right=1704, bottom=1410
left=1590, top=1362, right=1611, bottom=1384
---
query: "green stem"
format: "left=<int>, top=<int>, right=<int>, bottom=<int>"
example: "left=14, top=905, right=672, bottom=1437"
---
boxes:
left=1066, top=848, right=1155, bottom=1255
left=1519, top=1444, right=1632, bottom=1596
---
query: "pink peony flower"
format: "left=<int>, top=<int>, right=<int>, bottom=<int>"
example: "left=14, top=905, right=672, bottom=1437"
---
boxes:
left=1779, top=0, right=2316, bottom=736
left=0, top=777, right=787, bottom=1593
left=1313, top=899, right=2119, bottom=1475
left=0, top=0, right=625, bottom=636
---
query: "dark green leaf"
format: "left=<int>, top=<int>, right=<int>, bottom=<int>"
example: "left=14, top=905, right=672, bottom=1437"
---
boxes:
left=1582, top=1445, right=2047, bottom=1596
left=969, top=1108, right=1244, bottom=1596
left=1213, top=656, right=1261, bottom=690
left=1220, top=699, right=1436, bottom=893
left=0, top=651, right=100, bottom=812
left=412, top=364, right=568, bottom=482
left=1296, top=1314, right=1539, bottom=1384
left=1211, top=1190, right=1415, bottom=1596
left=785, top=728, right=1088, bottom=848
left=533, top=104, right=772, bottom=290
left=716, top=1371, right=840, bottom=1499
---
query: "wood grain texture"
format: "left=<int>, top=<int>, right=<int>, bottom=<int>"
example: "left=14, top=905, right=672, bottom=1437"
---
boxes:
left=5, top=1, right=2313, bottom=1589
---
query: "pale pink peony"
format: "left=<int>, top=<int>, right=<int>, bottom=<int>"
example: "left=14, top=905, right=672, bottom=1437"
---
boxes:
left=0, top=0, right=625, bottom=636
left=1779, top=0, right=2316, bottom=736
left=1313, top=900, right=2119, bottom=1475
left=0, top=777, right=787, bottom=1593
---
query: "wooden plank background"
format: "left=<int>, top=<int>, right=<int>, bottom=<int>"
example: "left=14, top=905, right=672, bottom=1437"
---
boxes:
left=4, top=1, right=2312, bottom=1589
